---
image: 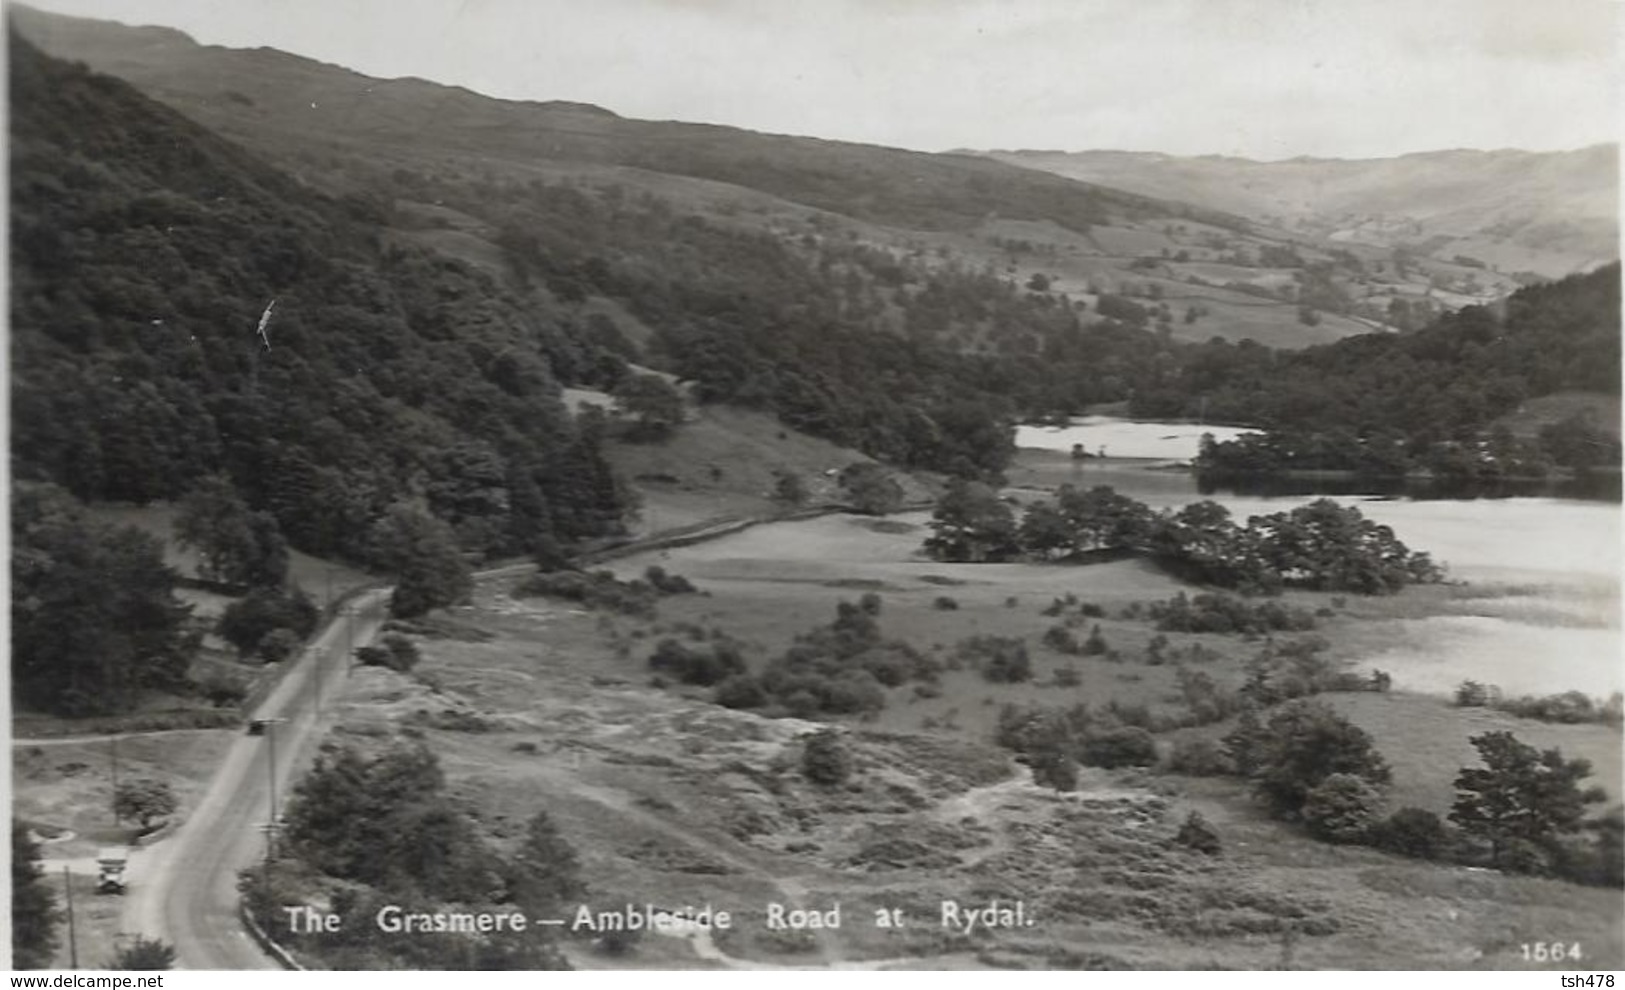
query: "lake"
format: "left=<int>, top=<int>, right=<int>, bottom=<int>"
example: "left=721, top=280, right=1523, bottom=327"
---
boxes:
left=1015, top=416, right=1258, bottom=461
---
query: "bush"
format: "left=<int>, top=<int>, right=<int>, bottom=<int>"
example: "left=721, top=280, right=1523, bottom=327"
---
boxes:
left=1053, top=666, right=1081, bottom=688
left=1165, top=737, right=1233, bottom=776
left=1042, top=625, right=1082, bottom=655
left=932, top=596, right=960, bottom=611
left=1082, top=625, right=1108, bottom=656
left=110, top=936, right=175, bottom=970
left=959, top=636, right=1032, bottom=684
left=1302, top=773, right=1384, bottom=843
left=801, top=729, right=852, bottom=786
left=1150, top=592, right=1316, bottom=635
left=713, top=674, right=768, bottom=709
left=515, top=570, right=657, bottom=616
left=1370, top=806, right=1449, bottom=860
left=648, top=637, right=746, bottom=687
left=643, top=566, right=697, bottom=595
left=1079, top=726, right=1157, bottom=769
left=356, top=634, right=420, bottom=673
left=1175, top=811, right=1221, bottom=855
left=255, top=628, right=303, bottom=664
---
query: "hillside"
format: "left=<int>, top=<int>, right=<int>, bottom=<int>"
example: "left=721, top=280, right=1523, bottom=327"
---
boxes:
left=979, top=147, right=1619, bottom=280
left=12, top=4, right=1395, bottom=351
left=8, top=32, right=634, bottom=566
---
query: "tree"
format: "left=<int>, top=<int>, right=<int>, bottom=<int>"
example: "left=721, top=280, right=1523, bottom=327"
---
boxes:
left=12, top=484, right=196, bottom=716
left=114, top=778, right=179, bottom=832
left=505, top=811, right=586, bottom=916
left=1249, top=699, right=1390, bottom=819
left=174, top=475, right=289, bottom=587
left=216, top=586, right=318, bottom=658
left=801, top=728, right=852, bottom=786
left=111, top=936, right=176, bottom=970
left=611, top=373, right=685, bottom=441
left=1449, top=730, right=1606, bottom=873
left=1302, top=773, right=1383, bottom=843
left=1056, top=485, right=1153, bottom=552
left=838, top=463, right=904, bottom=516
left=369, top=502, right=473, bottom=619
left=922, top=479, right=1017, bottom=562
left=1079, top=726, right=1158, bottom=769
left=11, top=822, right=58, bottom=969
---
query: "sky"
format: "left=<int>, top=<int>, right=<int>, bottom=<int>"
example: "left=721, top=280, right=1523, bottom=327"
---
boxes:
left=19, top=0, right=1623, bottom=160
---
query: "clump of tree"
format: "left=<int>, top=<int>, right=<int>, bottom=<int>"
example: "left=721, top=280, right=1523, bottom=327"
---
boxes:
left=611, top=373, right=685, bottom=441
left=713, top=596, right=938, bottom=717
left=1175, top=811, right=1222, bottom=855
left=1149, top=591, right=1316, bottom=635
left=515, top=568, right=669, bottom=617
left=216, top=585, right=319, bottom=660
left=957, top=635, right=1033, bottom=683
left=648, top=636, right=746, bottom=687
left=174, top=475, right=289, bottom=588
left=838, top=463, right=906, bottom=516
left=267, top=742, right=579, bottom=968
left=927, top=487, right=1441, bottom=597
left=993, top=701, right=1159, bottom=774
left=1224, top=698, right=1391, bottom=822
left=1455, top=681, right=1624, bottom=727
left=12, top=483, right=197, bottom=716
left=370, top=503, right=475, bottom=620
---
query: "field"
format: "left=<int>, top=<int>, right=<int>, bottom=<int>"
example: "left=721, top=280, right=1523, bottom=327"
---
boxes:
left=296, top=481, right=1622, bottom=970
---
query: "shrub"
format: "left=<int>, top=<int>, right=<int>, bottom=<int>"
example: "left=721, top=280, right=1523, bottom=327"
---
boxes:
left=1082, top=625, right=1108, bottom=656
left=643, top=566, right=697, bottom=595
left=714, top=674, right=768, bottom=709
left=1079, top=726, right=1157, bottom=769
left=1302, top=773, right=1384, bottom=843
left=1053, top=666, right=1081, bottom=688
left=1370, top=806, right=1449, bottom=860
left=1166, top=737, right=1233, bottom=776
left=1042, top=625, right=1082, bottom=655
left=1031, top=745, right=1079, bottom=793
left=110, top=936, right=176, bottom=970
left=959, top=636, right=1032, bottom=684
left=255, top=628, right=303, bottom=664
left=515, top=570, right=657, bottom=616
left=933, top=596, right=960, bottom=611
left=648, top=637, right=746, bottom=687
left=356, top=633, right=420, bottom=673
left=1175, top=811, right=1221, bottom=855
left=801, top=729, right=852, bottom=786
left=1150, top=591, right=1316, bottom=635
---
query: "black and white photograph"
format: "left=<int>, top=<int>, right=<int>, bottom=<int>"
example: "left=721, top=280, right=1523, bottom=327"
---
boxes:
left=7, top=0, right=1622, bottom=973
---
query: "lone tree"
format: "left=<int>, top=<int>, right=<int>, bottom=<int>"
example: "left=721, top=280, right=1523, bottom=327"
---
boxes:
left=924, top=479, right=1019, bottom=562
left=838, top=463, right=904, bottom=516
left=11, top=821, right=58, bottom=969
left=506, top=810, right=586, bottom=916
left=115, top=778, right=178, bottom=832
left=801, top=728, right=852, bottom=786
left=1449, top=730, right=1607, bottom=873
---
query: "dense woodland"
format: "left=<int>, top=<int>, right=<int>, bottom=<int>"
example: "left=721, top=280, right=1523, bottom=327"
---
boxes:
left=10, top=37, right=634, bottom=569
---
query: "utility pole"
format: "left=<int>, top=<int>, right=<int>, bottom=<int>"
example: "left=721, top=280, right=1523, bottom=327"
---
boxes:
left=62, top=866, right=77, bottom=968
left=262, top=717, right=288, bottom=861
left=110, top=735, right=120, bottom=827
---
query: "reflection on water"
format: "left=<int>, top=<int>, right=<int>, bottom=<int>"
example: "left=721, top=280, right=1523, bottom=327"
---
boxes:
left=1198, top=470, right=1622, bottom=503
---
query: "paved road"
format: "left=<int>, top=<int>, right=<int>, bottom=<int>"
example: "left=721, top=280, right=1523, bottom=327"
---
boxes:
left=120, top=591, right=390, bottom=969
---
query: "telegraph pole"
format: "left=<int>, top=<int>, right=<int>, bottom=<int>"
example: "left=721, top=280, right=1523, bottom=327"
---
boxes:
left=262, top=717, right=288, bottom=860
left=110, top=735, right=121, bottom=827
left=62, top=866, right=77, bottom=968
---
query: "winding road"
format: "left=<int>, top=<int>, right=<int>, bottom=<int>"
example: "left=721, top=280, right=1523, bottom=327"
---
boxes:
left=119, top=591, right=390, bottom=969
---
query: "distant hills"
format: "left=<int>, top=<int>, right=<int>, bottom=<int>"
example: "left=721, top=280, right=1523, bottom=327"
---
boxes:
left=975, top=147, right=1619, bottom=280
